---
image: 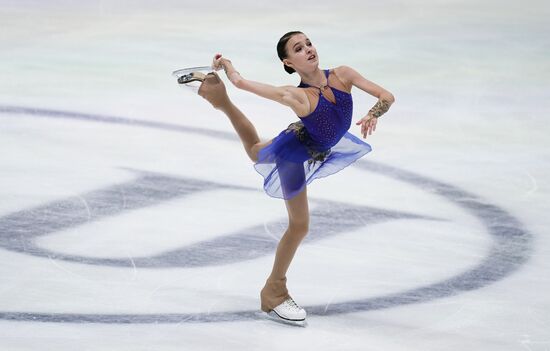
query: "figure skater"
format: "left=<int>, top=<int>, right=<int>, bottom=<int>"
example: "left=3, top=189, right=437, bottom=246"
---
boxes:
left=193, top=31, right=395, bottom=325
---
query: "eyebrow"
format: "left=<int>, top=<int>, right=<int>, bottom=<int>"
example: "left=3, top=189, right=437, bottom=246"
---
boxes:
left=292, top=39, right=310, bottom=49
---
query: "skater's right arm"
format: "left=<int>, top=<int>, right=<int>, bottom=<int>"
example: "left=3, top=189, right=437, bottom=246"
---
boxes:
left=212, top=54, right=307, bottom=113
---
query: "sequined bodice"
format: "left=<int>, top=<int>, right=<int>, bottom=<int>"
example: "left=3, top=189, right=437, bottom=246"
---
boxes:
left=297, top=69, right=353, bottom=150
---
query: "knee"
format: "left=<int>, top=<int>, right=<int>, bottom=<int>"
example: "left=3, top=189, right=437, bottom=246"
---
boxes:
left=248, top=150, right=258, bottom=163
left=250, top=140, right=271, bottom=163
left=249, top=144, right=260, bottom=163
left=289, top=219, right=309, bottom=238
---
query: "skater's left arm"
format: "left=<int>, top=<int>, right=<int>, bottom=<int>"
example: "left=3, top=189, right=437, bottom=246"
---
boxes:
left=336, top=65, right=396, bottom=139
left=212, top=54, right=306, bottom=112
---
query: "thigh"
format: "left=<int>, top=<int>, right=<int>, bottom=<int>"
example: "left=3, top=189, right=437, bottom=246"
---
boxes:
left=277, top=158, right=306, bottom=199
left=284, top=185, right=309, bottom=227
left=278, top=160, right=309, bottom=224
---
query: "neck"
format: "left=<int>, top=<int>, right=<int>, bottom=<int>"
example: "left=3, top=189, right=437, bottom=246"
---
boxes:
left=299, top=68, right=326, bottom=88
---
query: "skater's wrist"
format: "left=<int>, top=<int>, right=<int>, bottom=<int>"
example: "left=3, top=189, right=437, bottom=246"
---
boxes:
left=222, top=61, right=240, bottom=80
left=221, top=58, right=234, bottom=72
left=367, top=98, right=392, bottom=119
left=217, top=99, right=235, bottom=112
left=228, top=71, right=242, bottom=86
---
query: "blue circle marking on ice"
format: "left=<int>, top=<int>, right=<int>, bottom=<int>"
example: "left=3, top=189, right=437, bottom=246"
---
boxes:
left=0, top=105, right=533, bottom=323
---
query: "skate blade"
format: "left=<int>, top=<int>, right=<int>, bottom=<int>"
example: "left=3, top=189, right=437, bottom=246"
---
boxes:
left=265, top=311, right=307, bottom=327
left=172, top=66, right=212, bottom=79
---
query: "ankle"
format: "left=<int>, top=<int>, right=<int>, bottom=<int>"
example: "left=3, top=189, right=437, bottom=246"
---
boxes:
left=266, top=276, right=286, bottom=283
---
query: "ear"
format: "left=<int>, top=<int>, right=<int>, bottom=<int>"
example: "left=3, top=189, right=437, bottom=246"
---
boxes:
left=283, top=58, right=293, bottom=69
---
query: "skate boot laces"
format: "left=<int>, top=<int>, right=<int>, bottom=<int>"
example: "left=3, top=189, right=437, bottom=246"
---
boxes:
left=285, top=297, right=301, bottom=311
left=270, top=297, right=307, bottom=323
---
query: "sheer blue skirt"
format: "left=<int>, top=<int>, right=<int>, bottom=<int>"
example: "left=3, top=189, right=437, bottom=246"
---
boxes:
left=253, top=122, right=372, bottom=200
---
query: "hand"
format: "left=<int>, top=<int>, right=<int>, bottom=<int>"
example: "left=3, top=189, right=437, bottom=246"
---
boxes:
left=197, top=72, right=231, bottom=110
left=211, top=53, right=230, bottom=71
left=355, top=114, right=378, bottom=139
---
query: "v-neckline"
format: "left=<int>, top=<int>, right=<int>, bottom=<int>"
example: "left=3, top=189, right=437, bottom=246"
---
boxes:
left=298, top=88, right=337, bottom=119
left=297, top=69, right=352, bottom=118
left=320, top=88, right=337, bottom=106
left=300, top=69, right=351, bottom=106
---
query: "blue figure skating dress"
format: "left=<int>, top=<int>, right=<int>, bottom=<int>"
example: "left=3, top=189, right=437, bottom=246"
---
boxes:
left=254, top=69, right=372, bottom=200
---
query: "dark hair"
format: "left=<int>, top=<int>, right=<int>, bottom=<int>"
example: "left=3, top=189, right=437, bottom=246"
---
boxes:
left=277, top=31, right=303, bottom=74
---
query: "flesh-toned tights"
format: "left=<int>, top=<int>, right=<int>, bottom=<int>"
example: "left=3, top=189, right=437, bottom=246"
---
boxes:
left=219, top=101, right=310, bottom=311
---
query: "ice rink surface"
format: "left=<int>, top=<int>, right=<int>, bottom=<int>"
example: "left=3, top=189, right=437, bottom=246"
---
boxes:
left=0, top=0, right=549, bottom=350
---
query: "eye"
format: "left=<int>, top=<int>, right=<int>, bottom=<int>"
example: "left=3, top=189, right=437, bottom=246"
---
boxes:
left=295, top=47, right=302, bottom=52
left=306, top=42, right=312, bottom=46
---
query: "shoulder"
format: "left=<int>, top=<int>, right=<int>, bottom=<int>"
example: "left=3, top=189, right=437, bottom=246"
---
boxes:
left=332, top=65, right=356, bottom=82
left=330, top=66, right=354, bottom=92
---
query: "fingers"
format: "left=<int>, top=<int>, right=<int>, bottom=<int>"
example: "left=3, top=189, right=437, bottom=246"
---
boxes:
left=205, top=71, right=221, bottom=83
left=198, top=73, right=216, bottom=96
left=197, top=82, right=206, bottom=97
left=197, top=71, right=225, bottom=101
left=359, top=117, right=377, bottom=139
left=368, top=118, right=377, bottom=137
left=358, top=118, right=366, bottom=138
left=212, top=53, right=223, bottom=70
left=197, top=76, right=213, bottom=97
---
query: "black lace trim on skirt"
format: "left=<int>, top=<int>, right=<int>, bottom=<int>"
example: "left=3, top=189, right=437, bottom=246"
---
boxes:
left=285, top=121, right=331, bottom=165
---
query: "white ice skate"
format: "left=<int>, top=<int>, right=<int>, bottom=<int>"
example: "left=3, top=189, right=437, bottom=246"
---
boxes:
left=172, top=66, right=212, bottom=93
left=266, top=297, right=307, bottom=327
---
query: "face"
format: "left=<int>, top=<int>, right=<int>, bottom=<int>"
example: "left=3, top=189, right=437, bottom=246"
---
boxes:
left=283, top=33, right=319, bottom=73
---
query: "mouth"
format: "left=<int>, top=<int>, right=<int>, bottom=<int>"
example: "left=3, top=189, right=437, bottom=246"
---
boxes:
left=307, top=54, right=316, bottom=61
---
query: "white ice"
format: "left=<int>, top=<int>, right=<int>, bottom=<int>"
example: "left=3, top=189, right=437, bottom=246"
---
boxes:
left=0, top=0, right=549, bottom=350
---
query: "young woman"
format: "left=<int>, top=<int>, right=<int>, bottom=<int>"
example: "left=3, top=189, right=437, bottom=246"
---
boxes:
left=198, top=31, right=395, bottom=324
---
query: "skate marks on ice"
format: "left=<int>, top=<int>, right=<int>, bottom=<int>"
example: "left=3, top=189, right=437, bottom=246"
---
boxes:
left=0, top=169, right=425, bottom=268
left=306, top=161, right=533, bottom=316
left=0, top=169, right=429, bottom=327
left=0, top=105, right=533, bottom=323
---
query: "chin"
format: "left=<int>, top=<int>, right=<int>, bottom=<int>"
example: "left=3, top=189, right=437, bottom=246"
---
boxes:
left=297, top=61, right=319, bottom=74
left=307, top=59, right=319, bottom=68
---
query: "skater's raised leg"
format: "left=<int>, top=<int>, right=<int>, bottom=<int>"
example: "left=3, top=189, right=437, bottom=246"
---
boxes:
left=198, top=72, right=270, bottom=162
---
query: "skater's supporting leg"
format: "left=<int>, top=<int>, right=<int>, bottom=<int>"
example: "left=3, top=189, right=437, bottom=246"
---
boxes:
left=270, top=185, right=309, bottom=280
left=260, top=184, right=309, bottom=313
left=261, top=160, right=310, bottom=312
left=198, top=72, right=267, bottom=162
left=269, top=159, right=309, bottom=279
